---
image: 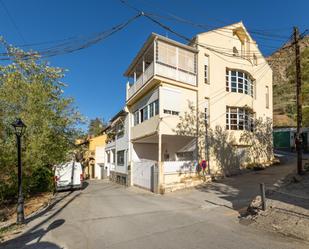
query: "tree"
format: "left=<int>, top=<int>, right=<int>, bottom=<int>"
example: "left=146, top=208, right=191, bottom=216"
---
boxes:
left=286, top=46, right=309, bottom=126
left=175, top=103, right=274, bottom=176
left=240, top=117, right=274, bottom=165
left=174, top=102, right=240, bottom=176
left=0, top=37, right=83, bottom=202
left=88, top=117, right=106, bottom=136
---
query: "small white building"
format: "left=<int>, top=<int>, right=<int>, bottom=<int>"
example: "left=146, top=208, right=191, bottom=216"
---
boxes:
left=94, top=145, right=106, bottom=179
left=104, top=109, right=131, bottom=185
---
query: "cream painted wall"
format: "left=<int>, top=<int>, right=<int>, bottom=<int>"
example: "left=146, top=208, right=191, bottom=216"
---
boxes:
left=195, top=23, right=273, bottom=134
left=160, top=84, right=197, bottom=135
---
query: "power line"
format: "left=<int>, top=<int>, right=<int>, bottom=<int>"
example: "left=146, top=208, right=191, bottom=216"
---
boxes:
left=0, top=0, right=26, bottom=43
left=0, top=13, right=142, bottom=61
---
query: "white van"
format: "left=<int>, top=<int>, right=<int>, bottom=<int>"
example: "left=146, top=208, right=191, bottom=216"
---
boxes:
left=54, top=161, right=83, bottom=191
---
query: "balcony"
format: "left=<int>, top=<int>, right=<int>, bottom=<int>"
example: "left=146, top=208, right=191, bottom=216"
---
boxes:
left=125, top=34, right=198, bottom=101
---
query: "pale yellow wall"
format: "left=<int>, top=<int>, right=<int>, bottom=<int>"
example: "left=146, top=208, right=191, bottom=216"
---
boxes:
left=196, top=22, right=273, bottom=135
left=89, top=134, right=107, bottom=151
left=130, top=83, right=197, bottom=140
left=159, top=83, right=197, bottom=135
left=131, top=115, right=160, bottom=140
left=195, top=23, right=273, bottom=173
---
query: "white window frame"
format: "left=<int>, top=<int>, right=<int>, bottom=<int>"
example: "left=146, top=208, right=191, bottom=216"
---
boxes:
left=226, top=69, right=254, bottom=97
left=226, top=106, right=254, bottom=131
left=204, top=54, right=209, bottom=84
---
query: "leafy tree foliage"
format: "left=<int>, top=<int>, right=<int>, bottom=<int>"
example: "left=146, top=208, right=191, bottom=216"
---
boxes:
left=0, top=38, right=83, bottom=203
left=285, top=47, right=309, bottom=126
left=240, top=117, right=274, bottom=164
left=88, top=117, right=106, bottom=136
left=175, top=103, right=274, bottom=176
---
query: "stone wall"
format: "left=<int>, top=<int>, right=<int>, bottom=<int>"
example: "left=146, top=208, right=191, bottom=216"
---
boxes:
left=109, top=170, right=131, bottom=187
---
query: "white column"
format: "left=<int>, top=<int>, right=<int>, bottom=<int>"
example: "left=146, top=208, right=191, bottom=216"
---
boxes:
left=158, top=133, right=163, bottom=194
left=153, top=40, right=156, bottom=75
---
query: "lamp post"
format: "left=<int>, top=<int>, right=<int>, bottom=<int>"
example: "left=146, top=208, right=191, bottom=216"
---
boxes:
left=11, top=118, right=27, bottom=224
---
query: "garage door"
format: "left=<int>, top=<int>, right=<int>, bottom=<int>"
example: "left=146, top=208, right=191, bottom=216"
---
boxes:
left=132, top=160, right=156, bottom=191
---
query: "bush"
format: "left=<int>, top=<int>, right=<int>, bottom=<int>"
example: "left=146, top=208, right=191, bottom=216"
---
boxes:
left=26, top=167, right=53, bottom=194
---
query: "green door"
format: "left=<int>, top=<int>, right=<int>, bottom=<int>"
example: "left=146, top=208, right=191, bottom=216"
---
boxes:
left=273, top=131, right=290, bottom=149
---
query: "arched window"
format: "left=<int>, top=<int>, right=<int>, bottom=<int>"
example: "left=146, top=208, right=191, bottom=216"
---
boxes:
left=226, top=69, right=254, bottom=97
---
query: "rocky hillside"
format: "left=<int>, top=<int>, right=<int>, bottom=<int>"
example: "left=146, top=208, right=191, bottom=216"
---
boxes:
left=267, top=35, right=309, bottom=127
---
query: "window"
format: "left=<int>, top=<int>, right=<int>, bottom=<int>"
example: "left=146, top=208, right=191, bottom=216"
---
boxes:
left=133, top=99, right=159, bottom=126
left=149, top=102, right=154, bottom=118
left=116, top=123, right=124, bottom=138
left=112, top=149, right=115, bottom=163
left=107, top=151, right=111, bottom=163
left=157, top=41, right=177, bottom=68
left=265, top=86, right=269, bottom=109
left=164, top=109, right=179, bottom=116
left=176, top=151, right=193, bottom=161
left=226, top=106, right=254, bottom=131
left=253, top=54, right=258, bottom=66
left=140, top=108, right=144, bottom=123
left=117, top=150, right=125, bottom=166
left=140, top=106, right=148, bottom=123
left=154, top=99, right=159, bottom=115
left=204, top=99, right=209, bottom=124
left=157, top=41, right=196, bottom=74
left=204, top=55, right=209, bottom=83
left=233, top=46, right=239, bottom=56
left=143, top=106, right=148, bottom=121
left=226, top=69, right=254, bottom=96
left=134, top=111, right=139, bottom=125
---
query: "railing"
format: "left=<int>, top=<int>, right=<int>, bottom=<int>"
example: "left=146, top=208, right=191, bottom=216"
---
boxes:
left=163, top=160, right=197, bottom=174
left=127, top=61, right=196, bottom=100
left=128, top=62, right=154, bottom=99
left=156, top=63, right=196, bottom=86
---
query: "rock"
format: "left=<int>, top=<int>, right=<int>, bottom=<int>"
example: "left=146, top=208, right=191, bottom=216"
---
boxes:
left=247, top=196, right=262, bottom=215
left=292, top=175, right=303, bottom=183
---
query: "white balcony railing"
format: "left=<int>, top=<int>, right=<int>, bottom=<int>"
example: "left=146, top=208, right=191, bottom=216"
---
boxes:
left=127, top=61, right=196, bottom=100
left=163, top=160, right=197, bottom=174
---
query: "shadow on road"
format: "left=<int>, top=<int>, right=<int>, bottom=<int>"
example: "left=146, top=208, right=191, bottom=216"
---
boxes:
left=1, top=219, right=65, bottom=249
left=1, top=190, right=81, bottom=249
left=195, top=155, right=299, bottom=215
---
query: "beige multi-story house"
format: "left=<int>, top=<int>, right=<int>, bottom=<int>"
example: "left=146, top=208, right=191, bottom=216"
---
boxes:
left=119, top=22, right=272, bottom=193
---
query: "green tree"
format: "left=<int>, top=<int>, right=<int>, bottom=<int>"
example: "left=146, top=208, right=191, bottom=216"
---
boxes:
left=88, top=117, right=106, bottom=136
left=286, top=47, right=309, bottom=126
left=0, top=38, right=83, bottom=202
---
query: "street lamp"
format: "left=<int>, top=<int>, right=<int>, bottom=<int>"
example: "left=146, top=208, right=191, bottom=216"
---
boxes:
left=11, top=118, right=26, bottom=224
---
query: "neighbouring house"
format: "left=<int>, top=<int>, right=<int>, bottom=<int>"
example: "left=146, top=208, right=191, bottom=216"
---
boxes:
left=273, top=127, right=309, bottom=152
left=104, top=109, right=131, bottom=186
left=123, top=22, right=273, bottom=193
left=84, top=134, right=107, bottom=179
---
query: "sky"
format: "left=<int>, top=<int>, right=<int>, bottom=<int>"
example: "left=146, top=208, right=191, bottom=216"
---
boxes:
left=0, top=0, right=308, bottom=130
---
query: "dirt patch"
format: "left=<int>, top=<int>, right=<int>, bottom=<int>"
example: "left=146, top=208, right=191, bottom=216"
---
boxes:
left=245, top=173, right=309, bottom=242
left=0, top=192, right=53, bottom=222
left=0, top=192, right=53, bottom=240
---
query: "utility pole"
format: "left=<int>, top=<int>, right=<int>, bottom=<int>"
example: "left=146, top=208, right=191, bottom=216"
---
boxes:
left=293, top=26, right=304, bottom=175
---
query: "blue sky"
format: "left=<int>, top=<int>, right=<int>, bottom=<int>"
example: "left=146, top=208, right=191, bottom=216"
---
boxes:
left=0, top=0, right=308, bottom=130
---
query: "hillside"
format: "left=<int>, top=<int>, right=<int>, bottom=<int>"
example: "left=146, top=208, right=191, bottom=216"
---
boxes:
left=267, top=35, right=309, bottom=127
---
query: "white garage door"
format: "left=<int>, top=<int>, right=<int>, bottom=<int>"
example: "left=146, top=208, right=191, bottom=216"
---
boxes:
left=132, top=160, right=155, bottom=191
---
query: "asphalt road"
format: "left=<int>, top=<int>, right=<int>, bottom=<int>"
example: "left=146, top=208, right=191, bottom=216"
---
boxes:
left=1, top=157, right=308, bottom=249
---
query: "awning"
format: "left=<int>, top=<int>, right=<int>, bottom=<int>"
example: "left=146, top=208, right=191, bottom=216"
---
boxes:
left=177, top=139, right=196, bottom=152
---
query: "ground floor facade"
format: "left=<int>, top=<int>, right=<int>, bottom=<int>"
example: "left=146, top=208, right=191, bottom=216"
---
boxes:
left=6, top=157, right=307, bottom=249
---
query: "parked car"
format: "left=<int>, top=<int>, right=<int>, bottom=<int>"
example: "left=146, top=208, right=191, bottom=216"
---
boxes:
left=54, top=161, right=83, bottom=191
